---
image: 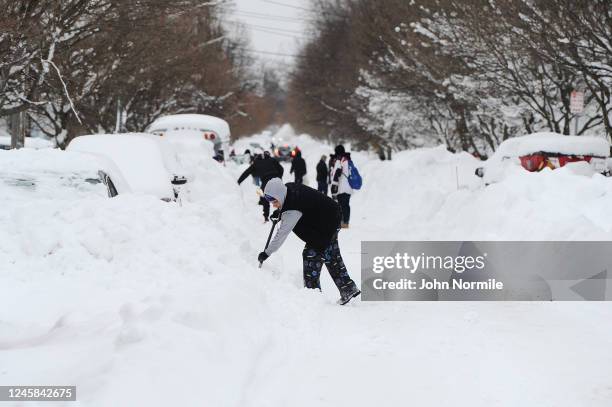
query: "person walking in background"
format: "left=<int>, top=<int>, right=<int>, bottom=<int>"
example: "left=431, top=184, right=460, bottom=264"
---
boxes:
left=244, top=149, right=253, bottom=163
left=290, top=149, right=307, bottom=185
left=316, top=155, right=328, bottom=195
left=237, top=151, right=284, bottom=222
left=330, top=145, right=352, bottom=228
left=327, top=149, right=340, bottom=187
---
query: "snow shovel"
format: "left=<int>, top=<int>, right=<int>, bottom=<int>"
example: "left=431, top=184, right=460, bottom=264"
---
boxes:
left=259, top=214, right=280, bottom=269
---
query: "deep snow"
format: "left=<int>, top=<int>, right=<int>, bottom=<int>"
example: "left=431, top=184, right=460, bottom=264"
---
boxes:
left=1, top=125, right=612, bottom=406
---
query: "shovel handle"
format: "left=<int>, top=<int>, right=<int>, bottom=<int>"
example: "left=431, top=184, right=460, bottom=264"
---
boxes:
left=259, top=219, right=279, bottom=268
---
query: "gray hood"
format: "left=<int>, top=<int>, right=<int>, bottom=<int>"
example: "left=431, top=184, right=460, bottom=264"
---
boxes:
left=263, top=178, right=287, bottom=206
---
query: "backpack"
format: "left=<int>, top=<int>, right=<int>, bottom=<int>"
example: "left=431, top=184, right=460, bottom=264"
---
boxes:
left=346, top=159, right=362, bottom=190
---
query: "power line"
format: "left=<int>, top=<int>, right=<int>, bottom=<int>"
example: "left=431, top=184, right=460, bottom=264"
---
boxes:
left=257, top=1, right=350, bottom=20
left=261, top=0, right=312, bottom=12
left=223, top=20, right=306, bottom=35
left=219, top=2, right=346, bottom=23
left=246, top=25, right=309, bottom=40
left=238, top=48, right=301, bottom=58
left=219, top=8, right=315, bottom=23
left=237, top=47, right=326, bottom=61
left=233, top=11, right=304, bottom=22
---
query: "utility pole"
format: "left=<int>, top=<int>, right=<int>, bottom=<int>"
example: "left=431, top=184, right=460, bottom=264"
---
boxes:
left=9, top=111, right=26, bottom=149
left=9, top=113, right=18, bottom=148
left=574, top=114, right=579, bottom=136
left=115, top=98, right=122, bottom=133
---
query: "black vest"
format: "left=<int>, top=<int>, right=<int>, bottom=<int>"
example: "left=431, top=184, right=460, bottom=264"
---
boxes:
left=281, top=183, right=341, bottom=251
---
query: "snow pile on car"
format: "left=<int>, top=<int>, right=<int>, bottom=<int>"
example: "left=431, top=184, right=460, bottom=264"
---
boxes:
left=0, top=148, right=107, bottom=202
left=496, top=132, right=610, bottom=158
left=148, top=114, right=230, bottom=138
left=147, top=114, right=230, bottom=159
left=68, top=133, right=176, bottom=199
left=477, top=132, right=611, bottom=184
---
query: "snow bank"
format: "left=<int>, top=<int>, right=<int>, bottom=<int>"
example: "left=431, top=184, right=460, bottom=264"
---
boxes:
left=0, top=143, right=298, bottom=406
left=350, top=145, right=612, bottom=240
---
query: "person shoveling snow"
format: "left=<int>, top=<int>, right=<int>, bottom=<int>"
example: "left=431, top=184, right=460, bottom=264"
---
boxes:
left=257, top=178, right=361, bottom=305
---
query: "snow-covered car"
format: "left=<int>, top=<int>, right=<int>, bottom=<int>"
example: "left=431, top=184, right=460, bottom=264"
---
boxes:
left=67, top=133, right=187, bottom=201
left=0, top=148, right=108, bottom=201
left=475, top=132, right=611, bottom=184
left=273, top=144, right=294, bottom=162
left=146, top=114, right=230, bottom=161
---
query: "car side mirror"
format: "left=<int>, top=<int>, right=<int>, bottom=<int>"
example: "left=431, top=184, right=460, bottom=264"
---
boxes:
left=475, top=167, right=484, bottom=178
left=98, top=170, right=118, bottom=197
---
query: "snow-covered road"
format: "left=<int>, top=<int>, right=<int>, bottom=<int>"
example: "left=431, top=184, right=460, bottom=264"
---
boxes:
left=1, top=126, right=612, bottom=406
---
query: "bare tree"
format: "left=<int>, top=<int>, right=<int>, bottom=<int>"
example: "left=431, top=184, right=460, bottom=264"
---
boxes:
left=287, top=0, right=611, bottom=154
left=1, top=0, right=257, bottom=147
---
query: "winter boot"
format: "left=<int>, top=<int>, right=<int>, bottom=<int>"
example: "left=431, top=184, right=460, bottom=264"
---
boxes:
left=337, top=281, right=361, bottom=305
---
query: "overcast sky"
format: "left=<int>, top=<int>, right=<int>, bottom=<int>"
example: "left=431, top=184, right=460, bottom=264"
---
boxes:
left=222, top=0, right=311, bottom=67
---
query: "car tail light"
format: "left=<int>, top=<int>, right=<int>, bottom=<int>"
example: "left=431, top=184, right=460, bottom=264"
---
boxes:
left=520, top=154, right=547, bottom=171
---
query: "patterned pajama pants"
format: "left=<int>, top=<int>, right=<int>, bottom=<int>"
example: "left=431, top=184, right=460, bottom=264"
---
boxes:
left=302, top=232, right=353, bottom=291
